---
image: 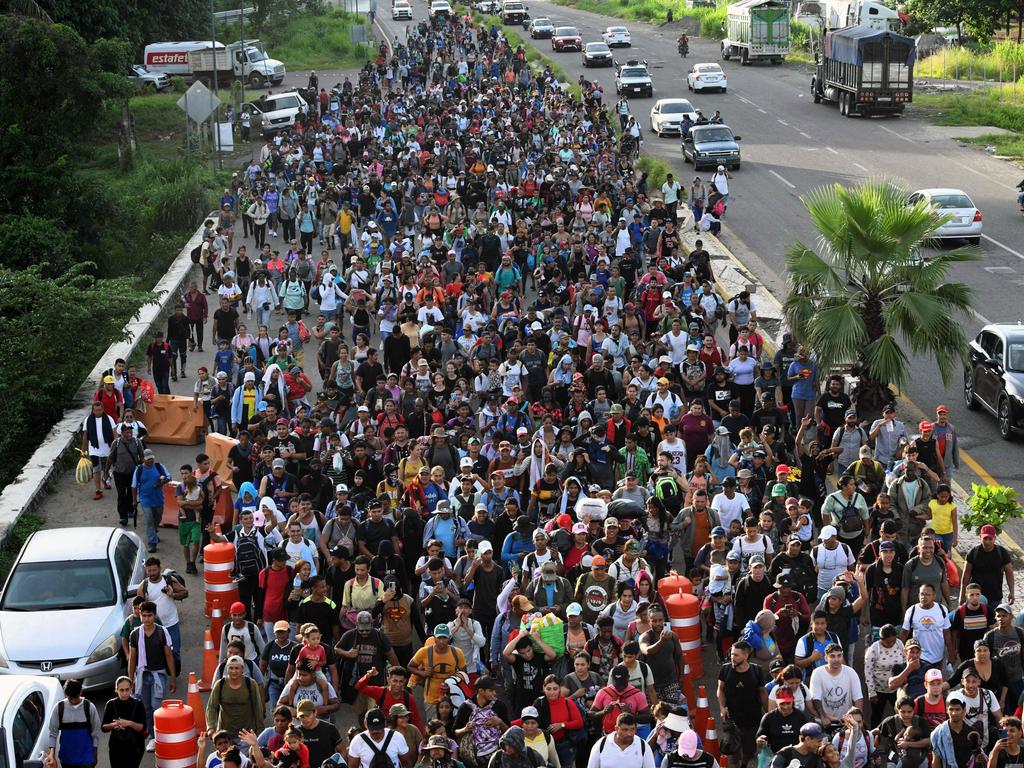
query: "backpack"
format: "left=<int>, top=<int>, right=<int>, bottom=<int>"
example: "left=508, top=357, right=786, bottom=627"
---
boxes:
left=377, top=687, right=413, bottom=712
left=599, top=687, right=634, bottom=733
left=653, top=475, right=683, bottom=513
left=190, top=245, right=202, bottom=264
left=234, top=530, right=267, bottom=575
left=834, top=493, right=864, bottom=534
left=58, top=698, right=97, bottom=735
left=596, top=734, right=647, bottom=757
left=360, top=730, right=395, bottom=768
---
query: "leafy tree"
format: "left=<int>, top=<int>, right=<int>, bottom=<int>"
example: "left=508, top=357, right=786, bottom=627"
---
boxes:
left=902, top=0, right=1001, bottom=40
left=783, top=180, right=978, bottom=416
left=0, top=263, right=154, bottom=487
left=34, top=0, right=208, bottom=49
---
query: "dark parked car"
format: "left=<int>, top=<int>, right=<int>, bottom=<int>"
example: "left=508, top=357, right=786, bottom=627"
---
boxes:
left=965, top=323, right=1024, bottom=439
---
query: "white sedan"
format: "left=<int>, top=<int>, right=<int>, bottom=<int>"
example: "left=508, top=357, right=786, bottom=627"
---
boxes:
left=909, top=188, right=983, bottom=244
left=687, top=63, right=727, bottom=93
left=649, top=98, right=699, bottom=136
left=602, top=25, right=631, bottom=47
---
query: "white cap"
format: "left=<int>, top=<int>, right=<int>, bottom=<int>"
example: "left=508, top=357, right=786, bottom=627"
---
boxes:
left=478, top=540, right=493, bottom=554
left=818, top=525, right=838, bottom=540
left=530, top=321, right=543, bottom=331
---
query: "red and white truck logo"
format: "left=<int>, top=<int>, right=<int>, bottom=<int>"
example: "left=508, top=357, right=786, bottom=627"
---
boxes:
left=147, top=51, right=189, bottom=66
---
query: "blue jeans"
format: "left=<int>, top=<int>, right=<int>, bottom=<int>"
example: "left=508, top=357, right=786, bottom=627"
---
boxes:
left=167, top=623, right=181, bottom=657
left=140, top=505, right=162, bottom=547
left=267, top=676, right=285, bottom=709
left=256, top=305, right=273, bottom=329
left=936, top=532, right=955, bottom=554
left=140, top=670, right=167, bottom=733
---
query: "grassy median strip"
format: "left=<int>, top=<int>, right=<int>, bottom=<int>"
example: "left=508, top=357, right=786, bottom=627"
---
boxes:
left=916, top=41, right=1024, bottom=82
left=912, top=85, right=1024, bottom=159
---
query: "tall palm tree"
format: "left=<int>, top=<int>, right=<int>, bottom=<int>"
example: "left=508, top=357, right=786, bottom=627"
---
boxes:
left=783, top=179, right=979, bottom=416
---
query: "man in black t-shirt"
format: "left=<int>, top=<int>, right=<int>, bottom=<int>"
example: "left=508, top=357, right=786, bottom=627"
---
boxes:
left=212, top=297, right=239, bottom=344
left=962, top=527, right=1014, bottom=609
left=717, top=640, right=769, bottom=768
left=755, top=687, right=808, bottom=752
left=768, top=722, right=825, bottom=768
left=295, top=701, right=343, bottom=768
left=260, top=621, right=297, bottom=706
left=814, top=376, right=851, bottom=439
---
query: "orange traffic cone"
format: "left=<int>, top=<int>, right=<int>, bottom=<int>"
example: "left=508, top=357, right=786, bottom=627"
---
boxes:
left=681, top=662, right=696, bottom=713
left=198, top=629, right=216, bottom=692
left=717, top=755, right=728, bottom=768
left=703, top=717, right=720, bottom=759
left=210, top=607, right=224, bottom=651
left=692, top=685, right=710, bottom=740
left=187, top=672, right=207, bottom=732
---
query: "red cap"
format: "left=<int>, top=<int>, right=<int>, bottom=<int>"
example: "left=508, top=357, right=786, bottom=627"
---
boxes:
left=981, top=524, right=998, bottom=538
left=918, top=420, right=933, bottom=431
left=775, top=464, right=790, bottom=474
left=230, top=601, right=246, bottom=615
left=556, top=513, right=574, bottom=530
left=775, top=688, right=795, bottom=702
left=936, top=405, right=949, bottom=414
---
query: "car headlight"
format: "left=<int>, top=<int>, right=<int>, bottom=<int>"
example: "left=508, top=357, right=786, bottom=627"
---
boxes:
left=86, top=634, right=120, bottom=664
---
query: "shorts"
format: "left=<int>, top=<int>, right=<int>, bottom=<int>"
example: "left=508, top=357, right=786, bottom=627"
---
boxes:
left=178, top=521, right=202, bottom=546
left=90, top=455, right=102, bottom=468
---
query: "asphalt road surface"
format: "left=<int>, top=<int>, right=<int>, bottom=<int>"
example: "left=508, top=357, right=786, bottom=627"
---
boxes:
left=414, top=0, right=1024, bottom=496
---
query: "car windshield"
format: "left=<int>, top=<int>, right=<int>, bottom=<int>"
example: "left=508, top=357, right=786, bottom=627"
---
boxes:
left=694, top=127, right=734, bottom=142
left=535, top=18, right=550, bottom=24
left=246, top=48, right=267, bottom=63
left=1008, top=342, right=1024, bottom=372
left=621, top=67, right=647, bottom=77
left=609, top=27, right=627, bottom=33
left=931, top=193, right=973, bottom=209
left=267, top=96, right=300, bottom=110
left=697, top=65, right=722, bottom=73
left=588, top=44, right=610, bottom=52
left=1, top=560, right=116, bottom=611
left=661, top=101, right=694, bottom=114
left=556, top=27, right=578, bottom=36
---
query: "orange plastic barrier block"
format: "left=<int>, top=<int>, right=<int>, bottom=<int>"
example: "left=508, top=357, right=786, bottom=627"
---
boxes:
left=146, top=395, right=205, bottom=445
left=205, top=433, right=239, bottom=492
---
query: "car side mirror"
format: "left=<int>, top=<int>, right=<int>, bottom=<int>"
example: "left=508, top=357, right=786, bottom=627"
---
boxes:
left=986, top=356, right=1001, bottom=368
left=733, top=135, right=742, bottom=141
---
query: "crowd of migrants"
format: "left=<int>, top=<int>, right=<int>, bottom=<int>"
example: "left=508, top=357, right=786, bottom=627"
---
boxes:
left=69, top=12, right=1019, bottom=768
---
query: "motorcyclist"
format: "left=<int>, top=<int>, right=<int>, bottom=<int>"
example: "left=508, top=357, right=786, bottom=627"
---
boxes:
left=1017, top=179, right=1024, bottom=211
left=678, top=34, right=689, bottom=57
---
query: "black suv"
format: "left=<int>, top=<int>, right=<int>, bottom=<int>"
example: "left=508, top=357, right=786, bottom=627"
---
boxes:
left=964, top=323, right=1024, bottom=439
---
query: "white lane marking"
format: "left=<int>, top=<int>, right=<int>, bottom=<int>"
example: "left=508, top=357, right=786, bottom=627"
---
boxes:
left=985, top=265, right=1016, bottom=273
left=826, top=147, right=839, bottom=154
left=853, top=162, right=869, bottom=171
left=799, top=131, right=811, bottom=138
left=757, top=108, right=767, bottom=113
left=769, top=170, right=796, bottom=189
left=803, top=147, right=819, bottom=152
left=982, top=233, right=1024, bottom=261
left=951, top=160, right=1017, bottom=191
left=777, top=119, right=789, bottom=126
left=877, top=124, right=914, bottom=143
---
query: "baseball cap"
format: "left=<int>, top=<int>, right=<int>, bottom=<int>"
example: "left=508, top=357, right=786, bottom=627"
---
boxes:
left=800, top=722, right=824, bottom=738
left=230, top=601, right=245, bottom=614
left=775, top=464, right=790, bottom=474
left=997, top=603, right=1015, bottom=616
left=591, top=555, right=607, bottom=567
left=749, top=554, right=766, bottom=568
left=335, top=483, right=349, bottom=494
left=981, top=524, right=998, bottom=538
left=478, top=541, right=493, bottom=554
left=273, top=620, right=290, bottom=633
left=936, top=404, right=950, bottom=413
left=772, top=483, right=788, bottom=496
left=677, top=731, right=699, bottom=758
left=611, top=665, right=629, bottom=685
left=365, top=709, right=386, bottom=729
left=566, top=602, right=583, bottom=617
left=272, top=458, right=286, bottom=469
left=520, top=706, right=540, bottom=720
left=775, top=688, right=794, bottom=702
left=923, top=668, right=945, bottom=683
left=710, top=526, right=727, bottom=538
left=946, top=691, right=966, bottom=707
left=605, top=517, right=620, bottom=529
left=433, top=624, right=452, bottom=638
left=296, top=700, right=316, bottom=715
left=818, top=525, right=838, bottom=540
left=919, top=420, right=933, bottom=431
left=572, top=522, right=588, bottom=534
left=726, top=551, right=741, bottom=562
left=879, top=540, right=896, bottom=551
left=143, top=449, right=155, bottom=460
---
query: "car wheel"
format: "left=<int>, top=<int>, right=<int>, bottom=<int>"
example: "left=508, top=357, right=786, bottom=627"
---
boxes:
left=964, top=371, right=979, bottom=410
left=812, top=78, right=821, bottom=103
left=720, top=87, right=727, bottom=93
left=740, top=48, right=749, bottom=66
left=999, top=395, right=1015, bottom=440
left=967, top=236, right=981, bottom=245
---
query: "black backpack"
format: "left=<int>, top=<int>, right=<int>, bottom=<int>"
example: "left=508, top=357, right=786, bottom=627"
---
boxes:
left=360, top=731, right=395, bottom=768
left=234, top=530, right=267, bottom=575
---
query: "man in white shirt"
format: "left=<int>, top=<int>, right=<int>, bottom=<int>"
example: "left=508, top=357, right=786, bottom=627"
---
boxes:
left=587, top=713, right=655, bottom=768
left=808, top=644, right=864, bottom=729
left=347, top=708, right=409, bottom=768
left=656, top=425, right=688, bottom=475
left=659, top=319, right=690, bottom=365
left=899, top=582, right=952, bottom=667
left=499, top=351, right=528, bottom=398
left=711, top=477, right=750, bottom=531
left=615, top=218, right=632, bottom=257
left=712, top=165, right=732, bottom=204
left=416, top=294, right=444, bottom=326
left=661, top=173, right=683, bottom=218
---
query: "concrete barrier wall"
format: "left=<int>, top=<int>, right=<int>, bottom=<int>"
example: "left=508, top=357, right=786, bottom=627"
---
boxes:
left=0, top=217, right=211, bottom=544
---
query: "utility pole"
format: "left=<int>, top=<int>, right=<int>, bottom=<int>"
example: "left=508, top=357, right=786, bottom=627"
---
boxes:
left=240, top=2, right=246, bottom=105
left=211, top=0, right=223, bottom=170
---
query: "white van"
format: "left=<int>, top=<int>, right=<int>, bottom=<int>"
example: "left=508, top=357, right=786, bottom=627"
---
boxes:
left=247, top=91, right=310, bottom=136
left=0, top=677, right=64, bottom=768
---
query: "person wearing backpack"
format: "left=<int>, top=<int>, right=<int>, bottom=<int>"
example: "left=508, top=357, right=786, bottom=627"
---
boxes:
left=348, top=708, right=410, bottom=768
left=45, top=679, right=101, bottom=768
left=821, top=476, right=870, bottom=563
left=591, top=665, right=650, bottom=735
left=984, top=604, right=1024, bottom=706
left=830, top=410, right=869, bottom=478
left=219, top=601, right=267, bottom=663
left=210, top=509, right=268, bottom=620
left=132, top=449, right=171, bottom=554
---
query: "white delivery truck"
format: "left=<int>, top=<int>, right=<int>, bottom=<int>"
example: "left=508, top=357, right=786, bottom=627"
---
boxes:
left=144, top=40, right=286, bottom=87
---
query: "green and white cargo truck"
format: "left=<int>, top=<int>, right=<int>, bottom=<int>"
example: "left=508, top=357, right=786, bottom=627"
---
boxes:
left=720, top=0, right=790, bottom=65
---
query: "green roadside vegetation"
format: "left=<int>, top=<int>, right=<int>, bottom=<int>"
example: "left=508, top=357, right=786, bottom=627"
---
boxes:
left=916, top=41, right=1024, bottom=81
left=912, top=85, right=1024, bottom=159
left=637, top=155, right=675, bottom=191
left=219, top=7, right=372, bottom=71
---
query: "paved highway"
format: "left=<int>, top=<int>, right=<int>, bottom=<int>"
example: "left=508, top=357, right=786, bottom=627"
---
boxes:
left=428, top=0, right=1024, bottom=492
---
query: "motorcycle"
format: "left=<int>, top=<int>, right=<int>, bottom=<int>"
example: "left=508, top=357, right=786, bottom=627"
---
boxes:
left=678, top=38, right=689, bottom=57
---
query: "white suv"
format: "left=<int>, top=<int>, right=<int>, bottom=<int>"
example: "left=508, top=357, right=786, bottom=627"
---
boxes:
left=247, top=91, right=310, bottom=136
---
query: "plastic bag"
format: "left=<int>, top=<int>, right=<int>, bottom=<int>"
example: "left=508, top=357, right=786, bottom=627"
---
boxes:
left=75, top=453, right=94, bottom=485
left=756, top=746, right=772, bottom=768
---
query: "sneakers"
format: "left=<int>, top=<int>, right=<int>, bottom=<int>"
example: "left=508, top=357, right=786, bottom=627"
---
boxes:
left=119, top=519, right=128, bottom=527
left=146, top=738, right=156, bottom=753
left=93, top=491, right=103, bottom=501
left=186, top=562, right=198, bottom=575
left=147, top=544, right=158, bottom=553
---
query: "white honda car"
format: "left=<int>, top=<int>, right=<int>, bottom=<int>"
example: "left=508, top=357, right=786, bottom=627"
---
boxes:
left=602, top=26, right=631, bottom=47
left=687, top=63, right=728, bottom=93
left=909, top=188, right=983, bottom=244
left=649, top=98, right=699, bottom=136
